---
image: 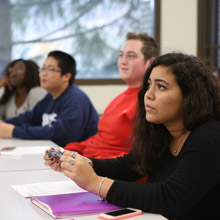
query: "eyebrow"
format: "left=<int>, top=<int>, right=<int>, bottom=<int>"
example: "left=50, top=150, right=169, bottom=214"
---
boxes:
left=119, top=50, right=137, bottom=54
left=43, top=64, right=56, bottom=68
left=148, top=78, right=170, bottom=85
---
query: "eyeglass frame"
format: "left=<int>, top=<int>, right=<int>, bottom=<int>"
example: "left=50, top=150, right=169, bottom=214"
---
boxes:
left=7, top=67, right=25, bottom=75
left=40, top=67, right=62, bottom=74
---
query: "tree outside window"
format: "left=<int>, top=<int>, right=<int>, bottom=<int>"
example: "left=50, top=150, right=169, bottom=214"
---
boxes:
left=0, top=0, right=155, bottom=79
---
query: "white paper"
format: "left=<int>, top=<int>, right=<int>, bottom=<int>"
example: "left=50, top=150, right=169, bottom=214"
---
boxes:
left=0, top=146, right=51, bottom=158
left=11, top=180, right=86, bottom=198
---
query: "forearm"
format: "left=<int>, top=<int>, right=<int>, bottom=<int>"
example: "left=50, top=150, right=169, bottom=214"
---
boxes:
left=86, top=176, right=114, bottom=199
left=91, top=152, right=143, bottom=181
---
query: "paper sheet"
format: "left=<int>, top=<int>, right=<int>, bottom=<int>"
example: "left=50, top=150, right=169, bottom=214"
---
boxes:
left=11, top=180, right=86, bottom=198
left=0, top=146, right=51, bottom=158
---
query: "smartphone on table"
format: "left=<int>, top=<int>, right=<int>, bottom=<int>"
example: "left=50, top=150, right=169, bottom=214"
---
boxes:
left=98, top=208, right=142, bottom=220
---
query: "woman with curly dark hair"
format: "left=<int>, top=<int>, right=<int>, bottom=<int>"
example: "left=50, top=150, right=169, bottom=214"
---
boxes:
left=0, top=59, right=47, bottom=119
left=44, top=53, right=220, bottom=219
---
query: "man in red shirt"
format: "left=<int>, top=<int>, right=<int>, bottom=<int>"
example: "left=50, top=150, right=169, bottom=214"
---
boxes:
left=65, top=32, right=159, bottom=158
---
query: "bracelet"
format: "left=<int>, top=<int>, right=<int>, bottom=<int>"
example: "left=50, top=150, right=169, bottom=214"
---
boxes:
left=98, top=177, right=107, bottom=200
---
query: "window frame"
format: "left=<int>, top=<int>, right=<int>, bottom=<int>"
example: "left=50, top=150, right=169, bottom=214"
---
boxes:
left=198, top=0, right=219, bottom=70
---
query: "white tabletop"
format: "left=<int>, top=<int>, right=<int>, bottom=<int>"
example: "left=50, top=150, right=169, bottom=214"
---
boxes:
left=0, top=169, right=167, bottom=220
left=0, top=138, right=167, bottom=220
left=0, top=138, right=58, bottom=147
left=0, top=138, right=58, bottom=172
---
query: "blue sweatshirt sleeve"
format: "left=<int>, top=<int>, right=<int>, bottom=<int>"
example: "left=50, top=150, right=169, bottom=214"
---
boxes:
left=7, top=86, right=98, bottom=147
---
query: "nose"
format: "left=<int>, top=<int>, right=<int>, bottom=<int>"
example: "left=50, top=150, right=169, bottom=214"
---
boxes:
left=145, top=87, right=155, bottom=100
left=40, top=68, right=47, bottom=76
left=39, top=71, right=46, bottom=79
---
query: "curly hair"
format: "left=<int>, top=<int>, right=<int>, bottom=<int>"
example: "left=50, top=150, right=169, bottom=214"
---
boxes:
left=0, top=59, right=40, bottom=105
left=132, top=53, right=220, bottom=174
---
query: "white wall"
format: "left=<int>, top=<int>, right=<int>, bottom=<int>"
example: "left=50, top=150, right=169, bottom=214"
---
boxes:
left=79, top=0, right=198, bottom=114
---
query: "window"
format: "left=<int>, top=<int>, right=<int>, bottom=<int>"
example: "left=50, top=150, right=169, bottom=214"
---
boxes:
left=0, top=0, right=160, bottom=83
left=198, top=0, right=220, bottom=71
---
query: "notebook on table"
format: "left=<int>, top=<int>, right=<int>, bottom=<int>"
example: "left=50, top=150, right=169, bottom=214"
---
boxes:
left=31, top=191, right=121, bottom=219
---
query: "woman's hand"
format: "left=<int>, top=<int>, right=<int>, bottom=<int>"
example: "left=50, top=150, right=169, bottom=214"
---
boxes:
left=60, top=151, right=102, bottom=194
left=0, top=76, right=12, bottom=90
left=44, top=150, right=114, bottom=198
left=43, top=148, right=65, bottom=173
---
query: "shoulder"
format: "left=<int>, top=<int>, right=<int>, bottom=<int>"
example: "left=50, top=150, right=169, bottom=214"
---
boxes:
left=28, top=87, right=47, bottom=96
left=192, top=120, right=220, bottom=136
left=106, top=87, right=137, bottom=105
left=185, top=120, right=220, bottom=153
left=63, top=85, right=90, bottom=100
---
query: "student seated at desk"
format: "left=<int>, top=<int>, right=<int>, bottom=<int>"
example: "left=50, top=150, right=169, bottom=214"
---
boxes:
left=0, top=50, right=99, bottom=147
left=64, top=32, right=159, bottom=159
left=0, top=59, right=47, bottom=120
left=45, top=53, right=220, bottom=219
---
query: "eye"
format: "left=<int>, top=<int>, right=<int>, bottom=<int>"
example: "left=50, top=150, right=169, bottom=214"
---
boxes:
left=40, top=67, right=46, bottom=72
left=119, top=53, right=123, bottom=58
left=48, top=68, right=56, bottom=71
left=128, top=54, right=135, bottom=59
left=147, top=82, right=152, bottom=89
left=158, top=84, right=166, bottom=90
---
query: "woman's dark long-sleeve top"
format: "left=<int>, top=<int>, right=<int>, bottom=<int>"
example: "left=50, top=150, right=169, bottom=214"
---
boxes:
left=91, top=120, right=220, bottom=220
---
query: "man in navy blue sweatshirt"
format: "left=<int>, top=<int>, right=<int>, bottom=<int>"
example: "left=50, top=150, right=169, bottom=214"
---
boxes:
left=0, top=50, right=99, bottom=147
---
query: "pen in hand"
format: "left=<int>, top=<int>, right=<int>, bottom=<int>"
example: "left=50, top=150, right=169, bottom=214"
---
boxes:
left=49, top=147, right=64, bottom=157
left=50, top=149, right=92, bottom=166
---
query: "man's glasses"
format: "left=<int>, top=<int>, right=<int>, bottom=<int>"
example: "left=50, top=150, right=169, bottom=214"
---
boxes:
left=40, top=67, right=61, bottom=74
left=8, top=67, right=24, bottom=75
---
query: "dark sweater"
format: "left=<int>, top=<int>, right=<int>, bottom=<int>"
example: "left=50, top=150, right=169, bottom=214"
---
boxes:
left=92, top=120, right=220, bottom=219
left=6, top=85, right=99, bottom=147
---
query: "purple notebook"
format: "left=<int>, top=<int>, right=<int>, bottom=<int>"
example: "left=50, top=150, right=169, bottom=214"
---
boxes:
left=30, top=191, right=121, bottom=219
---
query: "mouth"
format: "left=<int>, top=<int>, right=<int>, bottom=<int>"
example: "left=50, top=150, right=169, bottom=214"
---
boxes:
left=40, top=79, right=47, bottom=83
left=9, top=77, right=18, bottom=83
left=145, top=104, right=155, bottom=111
left=120, top=67, right=129, bottom=71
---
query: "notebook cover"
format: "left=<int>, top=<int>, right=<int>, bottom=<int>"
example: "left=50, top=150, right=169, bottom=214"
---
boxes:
left=31, top=191, right=121, bottom=217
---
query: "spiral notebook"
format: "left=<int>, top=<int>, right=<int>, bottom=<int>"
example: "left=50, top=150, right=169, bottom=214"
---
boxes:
left=31, top=191, right=121, bottom=219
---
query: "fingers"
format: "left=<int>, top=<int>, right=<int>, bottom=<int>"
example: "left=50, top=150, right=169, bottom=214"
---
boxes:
left=62, top=149, right=77, bottom=157
left=1, top=77, right=13, bottom=90
left=44, top=147, right=62, bottom=166
left=60, top=153, right=85, bottom=172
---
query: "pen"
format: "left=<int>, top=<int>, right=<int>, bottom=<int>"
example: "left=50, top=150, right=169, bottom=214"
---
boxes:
left=50, top=152, right=63, bottom=157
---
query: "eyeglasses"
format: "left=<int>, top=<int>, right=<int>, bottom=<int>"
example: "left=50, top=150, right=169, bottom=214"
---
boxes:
left=40, top=67, right=61, bottom=74
left=8, top=67, right=24, bottom=75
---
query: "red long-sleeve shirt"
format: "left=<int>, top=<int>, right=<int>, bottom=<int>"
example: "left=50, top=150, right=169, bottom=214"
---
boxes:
left=64, top=87, right=139, bottom=158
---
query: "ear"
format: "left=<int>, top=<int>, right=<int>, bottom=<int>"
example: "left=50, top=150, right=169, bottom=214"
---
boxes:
left=62, top=72, right=72, bottom=82
left=144, top=57, right=155, bottom=70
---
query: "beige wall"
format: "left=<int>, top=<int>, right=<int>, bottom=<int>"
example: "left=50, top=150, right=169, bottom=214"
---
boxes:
left=79, top=0, right=198, bottom=114
left=160, top=0, right=198, bottom=55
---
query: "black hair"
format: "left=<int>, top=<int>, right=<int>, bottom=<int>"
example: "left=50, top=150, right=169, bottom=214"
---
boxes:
left=47, top=50, right=76, bottom=85
left=0, top=59, right=40, bottom=105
